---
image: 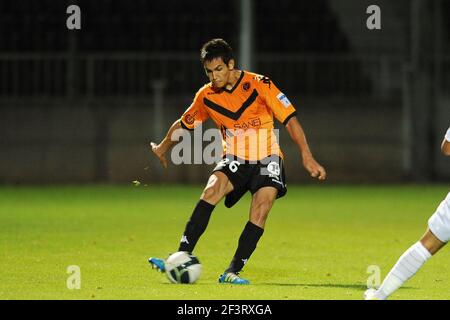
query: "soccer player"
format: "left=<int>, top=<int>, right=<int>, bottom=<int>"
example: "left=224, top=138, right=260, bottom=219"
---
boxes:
left=365, top=127, right=450, bottom=299
left=149, top=39, right=326, bottom=284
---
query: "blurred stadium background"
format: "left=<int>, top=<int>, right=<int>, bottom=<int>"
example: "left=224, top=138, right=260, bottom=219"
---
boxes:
left=0, top=0, right=449, bottom=185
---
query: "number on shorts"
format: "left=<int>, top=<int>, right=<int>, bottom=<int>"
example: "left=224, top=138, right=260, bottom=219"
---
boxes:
left=228, top=160, right=240, bottom=173
left=217, top=158, right=240, bottom=173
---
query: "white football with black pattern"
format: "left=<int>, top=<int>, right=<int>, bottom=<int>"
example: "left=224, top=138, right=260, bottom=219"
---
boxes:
left=165, top=251, right=202, bottom=284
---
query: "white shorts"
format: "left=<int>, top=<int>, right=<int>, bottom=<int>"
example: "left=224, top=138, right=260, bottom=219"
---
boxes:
left=428, top=192, right=450, bottom=243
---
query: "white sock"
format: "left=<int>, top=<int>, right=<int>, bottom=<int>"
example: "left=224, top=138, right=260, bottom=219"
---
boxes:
left=376, top=241, right=431, bottom=299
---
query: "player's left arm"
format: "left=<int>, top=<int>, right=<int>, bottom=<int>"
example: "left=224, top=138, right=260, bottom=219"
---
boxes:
left=442, top=127, right=450, bottom=156
left=285, top=117, right=326, bottom=180
left=259, top=76, right=326, bottom=180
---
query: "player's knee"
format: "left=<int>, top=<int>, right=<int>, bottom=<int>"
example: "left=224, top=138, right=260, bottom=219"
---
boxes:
left=201, top=186, right=217, bottom=203
left=200, top=174, right=228, bottom=204
left=201, top=184, right=224, bottom=205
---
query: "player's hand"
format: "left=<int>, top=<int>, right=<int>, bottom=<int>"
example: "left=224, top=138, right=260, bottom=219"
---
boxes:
left=302, top=155, right=326, bottom=181
left=150, top=142, right=168, bottom=169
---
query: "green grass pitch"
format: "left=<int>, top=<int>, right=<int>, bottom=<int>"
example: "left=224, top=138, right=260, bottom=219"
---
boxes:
left=0, top=184, right=449, bottom=300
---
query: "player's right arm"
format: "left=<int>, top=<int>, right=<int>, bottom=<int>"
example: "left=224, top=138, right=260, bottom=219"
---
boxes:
left=441, top=127, right=450, bottom=156
left=150, top=87, right=209, bottom=168
left=150, top=119, right=183, bottom=168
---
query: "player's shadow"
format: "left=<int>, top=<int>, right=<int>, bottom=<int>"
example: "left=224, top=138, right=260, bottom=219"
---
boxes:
left=261, top=283, right=366, bottom=289
left=260, top=283, right=415, bottom=290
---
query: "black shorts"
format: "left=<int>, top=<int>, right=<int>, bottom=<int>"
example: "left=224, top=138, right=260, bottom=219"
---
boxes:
left=212, top=154, right=287, bottom=208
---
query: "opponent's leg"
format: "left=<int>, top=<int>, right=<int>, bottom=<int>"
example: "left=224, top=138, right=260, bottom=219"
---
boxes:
left=420, top=228, right=446, bottom=254
left=366, top=193, right=450, bottom=300
left=220, top=187, right=277, bottom=284
left=365, top=228, right=446, bottom=300
left=150, top=172, right=233, bottom=272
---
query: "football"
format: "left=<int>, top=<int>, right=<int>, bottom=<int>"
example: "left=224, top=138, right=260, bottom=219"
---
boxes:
left=165, top=251, right=202, bottom=284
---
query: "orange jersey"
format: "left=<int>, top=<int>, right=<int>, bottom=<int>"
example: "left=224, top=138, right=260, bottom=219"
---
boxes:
left=180, top=71, right=297, bottom=161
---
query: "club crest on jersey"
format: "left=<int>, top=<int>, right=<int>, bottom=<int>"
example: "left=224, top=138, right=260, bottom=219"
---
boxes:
left=276, top=92, right=291, bottom=108
left=242, top=81, right=251, bottom=91
left=184, top=111, right=198, bottom=125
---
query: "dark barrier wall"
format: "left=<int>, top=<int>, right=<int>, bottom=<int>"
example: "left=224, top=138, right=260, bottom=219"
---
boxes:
left=1, top=96, right=448, bottom=184
left=0, top=0, right=449, bottom=184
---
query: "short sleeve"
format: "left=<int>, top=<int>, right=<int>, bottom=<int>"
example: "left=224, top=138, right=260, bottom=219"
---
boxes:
left=257, top=76, right=297, bottom=126
left=180, top=88, right=210, bottom=130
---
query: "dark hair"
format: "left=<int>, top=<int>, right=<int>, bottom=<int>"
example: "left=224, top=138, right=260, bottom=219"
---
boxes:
left=200, top=39, right=234, bottom=65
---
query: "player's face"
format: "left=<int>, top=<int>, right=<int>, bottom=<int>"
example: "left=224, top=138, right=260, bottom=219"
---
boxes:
left=203, top=57, right=234, bottom=89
